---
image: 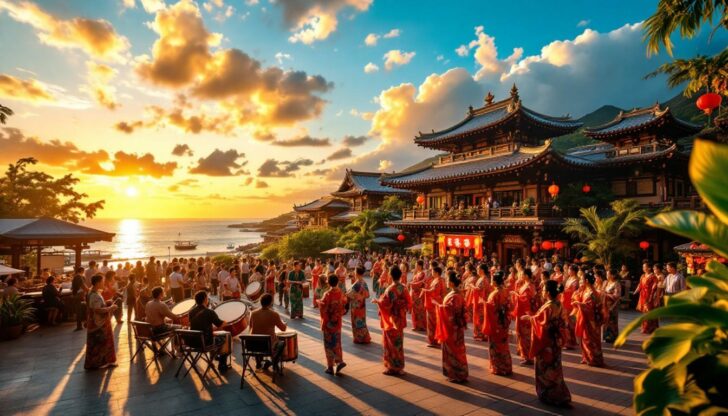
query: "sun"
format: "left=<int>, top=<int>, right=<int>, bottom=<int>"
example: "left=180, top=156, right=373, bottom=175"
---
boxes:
left=125, top=186, right=139, bottom=198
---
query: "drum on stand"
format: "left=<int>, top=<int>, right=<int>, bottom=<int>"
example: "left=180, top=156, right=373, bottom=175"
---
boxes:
left=213, top=300, right=250, bottom=337
left=302, top=282, right=310, bottom=299
left=171, top=298, right=196, bottom=327
left=245, top=281, right=263, bottom=303
left=277, top=331, right=298, bottom=363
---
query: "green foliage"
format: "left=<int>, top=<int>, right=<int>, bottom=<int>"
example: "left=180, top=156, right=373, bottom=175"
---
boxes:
left=0, top=104, right=12, bottom=125
left=562, top=199, right=647, bottom=267
left=259, top=244, right=280, bottom=261
left=0, top=295, right=36, bottom=327
left=379, top=195, right=408, bottom=214
left=644, top=0, right=727, bottom=56
left=212, top=254, right=236, bottom=268
left=0, top=158, right=105, bottom=223
left=646, top=49, right=728, bottom=97
left=617, top=139, right=728, bottom=415
left=337, top=210, right=389, bottom=251
left=553, top=182, right=614, bottom=210
left=278, top=228, right=340, bottom=259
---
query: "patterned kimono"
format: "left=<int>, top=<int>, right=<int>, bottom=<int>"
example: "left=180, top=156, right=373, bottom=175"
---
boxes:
left=311, top=265, right=324, bottom=308
left=335, top=267, right=348, bottom=292
left=409, top=271, right=427, bottom=331
left=436, top=290, right=468, bottom=382
left=288, top=270, right=306, bottom=319
left=561, top=277, right=579, bottom=349
left=423, top=275, right=446, bottom=346
left=84, top=290, right=116, bottom=370
left=574, top=287, right=605, bottom=366
left=462, top=273, right=475, bottom=323
left=377, top=269, right=391, bottom=298
left=515, top=281, right=537, bottom=362
left=483, top=287, right=512, bottom=375
left=319, top=287, right=346, bottom=367
left=530, top=300, right=571, bottom=406
left=636, top=273, right=659, bottom=334
left=471, top=275, right=490, bottom=340
left=377, top=283, right=412, bottom=373
left=347, top=279, right=371, bottom=344
left=602, top=280, right=621, bottom=343
left=371, top=262, right=382, bottom=295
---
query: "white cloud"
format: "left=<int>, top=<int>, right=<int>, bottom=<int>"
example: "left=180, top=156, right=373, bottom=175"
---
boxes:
left=364, top=62, right=379, bottom=73
left=383, top=28, right=400, bottom=38
left=140, top=0, right=165, bottom=13
left=378, top=159, right=392, bottom=171
left=383, top=50, right=415, bottom=70
left=577, top=19, right=590, bottom=27
left=280, top=0, right=373, bottom=45
left=455, top=45, right=469, bottom=57
left=275, top=52, right=292, bottom=65
left=364, top=33, right=379, bottom=46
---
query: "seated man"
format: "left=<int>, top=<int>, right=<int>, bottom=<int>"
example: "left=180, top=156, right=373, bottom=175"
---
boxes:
left=145, top=287, right=179, bottom=334
left=249, top=293, right=287, bottom=371
left=189, top=290, right=230, bottom=372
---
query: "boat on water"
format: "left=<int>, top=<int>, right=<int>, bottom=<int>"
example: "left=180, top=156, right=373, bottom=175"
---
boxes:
left=174, top=240, right=198, bottom=250
left=226, top=243, right=235, bottom=250
left=81, top=250, right=113, bottom=261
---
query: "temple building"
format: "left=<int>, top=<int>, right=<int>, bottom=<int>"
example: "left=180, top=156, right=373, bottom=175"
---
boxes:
left=381, top=86, right=703, bottom=265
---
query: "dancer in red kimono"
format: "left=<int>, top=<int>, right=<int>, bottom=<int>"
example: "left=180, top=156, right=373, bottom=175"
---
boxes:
left=514, top=269, right=537, bottom=365
left=469, top=264, right=490, bottom=341
left=572, top=272, right=605, bottom=367
left=561, top=265, right=579, bottom=349
left=435, top=271, right=468, bottom=383
left=634, top=262, right=659, bottom=334
left=422, top=266, right=446, bottom=347
left=483, top=271, right=512, bottom=375
left=461, top=264, right=476, bottom=323
left=317, top=274, right=347, bottom=375
left=373, top=265, right=412, bottom=375
left=526, top=280, right=571, bottom=407
left=346, top=267, right=371, bottom=344
left=409, top=260, right=427, bottom=331
left=602, top=268, right=622, bottom=343
left=311, top=259, right=324, bottom=308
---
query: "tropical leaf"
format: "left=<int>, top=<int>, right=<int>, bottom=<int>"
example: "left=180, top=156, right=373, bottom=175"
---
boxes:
left=647, top=210, right=728, bottom=259
left=643, top=323, right=712, bottom=369
left=690, top=139, right=728, bottom=224
left=633, top=367, right=682, bottom=415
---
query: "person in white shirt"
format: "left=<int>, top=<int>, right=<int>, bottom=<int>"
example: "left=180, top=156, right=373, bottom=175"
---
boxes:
left=364, top=259, right=373, bottom=275
left=99, top=260, right=110, bottom=275
left=223, top=268, right=241, bottom=300
left=543, top=259, right=553, bottom=272
left=347, top=257, right=357, bottom=270
left=240, top=260, right=251, bottom=286
left=168, top=265, right=186, bottom=303
left=664, top=262, right=686, bottom=295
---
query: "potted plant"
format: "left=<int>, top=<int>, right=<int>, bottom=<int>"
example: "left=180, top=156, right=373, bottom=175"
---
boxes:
left=520, top=197, right=534, bottom=215
left=0, top=295, right=36, bottom=341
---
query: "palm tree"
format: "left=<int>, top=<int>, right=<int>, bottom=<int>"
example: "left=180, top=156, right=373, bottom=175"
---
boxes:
left=644, top=0, right=728, bottom=56
left=0, top=104, right=12, bottom=124
left=562, top=199, right=647, bottom=267
left=646, top=49, right=728, bottom=96
left=337, top=210, right=389, bottom=251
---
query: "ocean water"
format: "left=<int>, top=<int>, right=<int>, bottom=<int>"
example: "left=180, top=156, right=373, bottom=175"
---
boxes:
left=77, top=218, right=265, bottom=264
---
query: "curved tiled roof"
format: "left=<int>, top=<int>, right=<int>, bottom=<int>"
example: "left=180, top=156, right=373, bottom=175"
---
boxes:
left=332, top=170, right=412, bottom=197
left=293, top=198, right=350, bottom=212
left=584, top=104, right=702, bottom=139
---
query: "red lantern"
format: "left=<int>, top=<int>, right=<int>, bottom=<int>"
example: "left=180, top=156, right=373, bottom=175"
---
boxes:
left=416, top=195, right=425, bottom=205
left=531, top=245, right=539, bottom=253
left=541, top=241, right=553, bottom=250
left=582, top=184, right=591, bottom=193
left=548, top=183, right=560, bottom=198
left=696, top=92, right=722, bottom=115
left=639, top=241, right=650, bottom=250
left=554, top=241, right=565, bottom=250
left=397, top=234, right=405, bottom=242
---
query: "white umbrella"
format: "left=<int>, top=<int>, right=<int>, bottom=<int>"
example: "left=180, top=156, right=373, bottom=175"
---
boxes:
left=405, top=243, right=424, bottom=251
left=0, top=264, right=25, bottom=276
left=321, top=247, right=356, bottom=254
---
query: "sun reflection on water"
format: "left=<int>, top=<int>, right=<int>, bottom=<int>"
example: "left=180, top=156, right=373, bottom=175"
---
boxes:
left=116, top=219, right=145, bottom=261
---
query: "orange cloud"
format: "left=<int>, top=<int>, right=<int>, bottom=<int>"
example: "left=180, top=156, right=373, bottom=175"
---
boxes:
left=0, top=1, right=129, bottom=61
left=80, top=151, right=177, bottom=178
left=0, top=127, right=107, bottom=167
left=0, top=74, right=55, bottom=104
left=276, top=0, right=372, bottom=44
left=84, top=62, right=119, bottom=110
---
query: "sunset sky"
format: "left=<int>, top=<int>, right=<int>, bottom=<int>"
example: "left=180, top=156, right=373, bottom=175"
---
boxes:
left=0, top=0, right=724, bottom=219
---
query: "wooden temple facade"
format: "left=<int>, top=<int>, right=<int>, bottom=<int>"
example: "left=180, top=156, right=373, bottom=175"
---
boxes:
left=381, top=86, right=703, bottom=265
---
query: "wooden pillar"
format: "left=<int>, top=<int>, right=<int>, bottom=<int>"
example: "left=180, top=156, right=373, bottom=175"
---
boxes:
left=11, top=246, right=21, bottom=269
left=74, top=245, right=82, bottom=269
left=36, top=245, right=42, bottom=277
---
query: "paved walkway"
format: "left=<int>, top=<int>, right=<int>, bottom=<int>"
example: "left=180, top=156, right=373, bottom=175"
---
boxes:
left=0, top=288, right=647, bottom=416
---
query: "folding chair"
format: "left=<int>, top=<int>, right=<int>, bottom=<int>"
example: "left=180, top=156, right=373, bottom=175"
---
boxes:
left=130, top=320, right=174, bottom=370
left=174, top=329, right=221, bottom=380
left=240, top=334, right=275, bottom=389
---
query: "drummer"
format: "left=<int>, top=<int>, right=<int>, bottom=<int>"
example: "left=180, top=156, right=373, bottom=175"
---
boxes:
left=145, top=287, right=180, bottom=334
left=189, top=290, right=230, bottom=372
left=249, top=293, right=287, bottom=371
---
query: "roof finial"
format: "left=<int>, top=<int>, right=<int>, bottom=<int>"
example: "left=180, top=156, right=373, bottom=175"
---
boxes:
left=510, top=84, right=519, bottom=101
left=485, top=91, right=495, bottom=105
left=468, top=105, right=474, bottom=115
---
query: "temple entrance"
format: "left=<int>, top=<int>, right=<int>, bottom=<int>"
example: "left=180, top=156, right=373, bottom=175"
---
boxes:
left=499, top=234, right=528, bottom=266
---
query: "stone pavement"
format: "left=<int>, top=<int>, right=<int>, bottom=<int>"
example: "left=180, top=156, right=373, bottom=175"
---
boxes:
left=0, top=287, right=647, bottom=416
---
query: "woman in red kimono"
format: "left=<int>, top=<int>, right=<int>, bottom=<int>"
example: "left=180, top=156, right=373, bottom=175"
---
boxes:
left=346, top=267, right=371, bottom=344
left=561, top=265, right=579, bottom=349
left=525, top=279, right=571, bottom=407
left=514, top=269, right=537, bottom=365
left=435, top=271, right=468, bottom=383
left=335, top=262, right=348, bottom=292
left=85, top=275, right=118, bottom=370
left=551, top=264, right=564, bottom=284
left=634, top=262, right=659, bottom=334
left=317, top=274, right=347, bottom=375
left=469, top=264, right=490, bottom=341
left=377, top=262, right=392, bottom=298
left=482, top=271, right=512, bottom=376
left=408, top=260, right=427, bottom=331
left=311, top=259, right=324, bottom=308
left=572, top=272, right=605, bottom=367
left=602, top=268, right=622, bottom=343
left=373, top=265, right=412, bottom=375
left=461, top=264, right=476, bottom=324
left=422, top=265, right=446, bottom=348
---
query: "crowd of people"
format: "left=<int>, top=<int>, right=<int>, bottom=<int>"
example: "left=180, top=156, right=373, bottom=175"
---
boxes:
left=1, top=251, right=686, bottom=408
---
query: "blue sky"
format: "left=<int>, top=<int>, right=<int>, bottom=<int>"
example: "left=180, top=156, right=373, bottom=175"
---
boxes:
left=0, top=0, right=724, bottom=218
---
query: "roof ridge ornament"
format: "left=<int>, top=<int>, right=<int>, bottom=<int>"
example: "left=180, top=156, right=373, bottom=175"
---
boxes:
left=510, top=84, right=519, bottom=102
left=485, top=91, right=495, bottom=105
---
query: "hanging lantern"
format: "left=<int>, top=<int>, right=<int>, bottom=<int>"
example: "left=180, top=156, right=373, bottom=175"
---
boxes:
left=548, top=183, right=560, bottom=198
left=531, top=245, right=539, bottom=253
left=416, top=195, right=425, bottom=205
left=541, top=241, right=553, bottom=250
left=582, top=184, right=591, bottom=193
left=639, top=241, right=650, bottom=250
left=696, top=92, right=722, bottom=115
left=397, top=234, right=406, bottom=242
left=554, top=241, right=565, bottom=250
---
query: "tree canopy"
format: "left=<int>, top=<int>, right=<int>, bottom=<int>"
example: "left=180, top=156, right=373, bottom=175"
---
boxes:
left=276, top=228, right=340, bottom=259
left=0, top=104, right=12, bottom=124
left=0, top=158, right=105, bottom=223
left=337, top=210, right=390, bottom=251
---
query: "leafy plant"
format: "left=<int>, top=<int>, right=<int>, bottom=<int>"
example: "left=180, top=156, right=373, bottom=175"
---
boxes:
left=259, top=244, right=280, bottom=260
left=0, top=104, right=12, bottom=125
left=277, top=228, right=341, bottom=259
left=0, top=295, right=36, bottom=327
left=520, top=197, right=534, bottom=215
left=646, top=50, right=728, bottom=97
left=337, top=210, right=390, bottom=251
left=562, top=199, right=647, bottom=267
left=616, top=139, right=728, bottom=415
left=644, top=0, right=727, bottom=56
left=211, top=254, right=236, bottom=268
left=379, top=195, right=408, bottom=214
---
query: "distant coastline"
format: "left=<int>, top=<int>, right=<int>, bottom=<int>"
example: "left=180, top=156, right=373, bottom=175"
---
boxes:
left=227, top=211, right=296, bottom=232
